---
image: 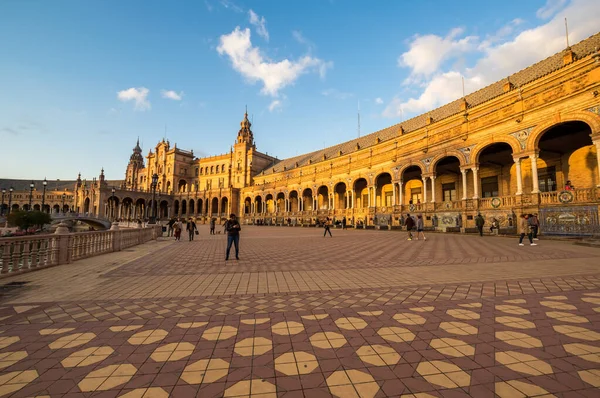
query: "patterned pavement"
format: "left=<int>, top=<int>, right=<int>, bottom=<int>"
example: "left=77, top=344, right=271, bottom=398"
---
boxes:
left=0, top=226, right=599, bottom=397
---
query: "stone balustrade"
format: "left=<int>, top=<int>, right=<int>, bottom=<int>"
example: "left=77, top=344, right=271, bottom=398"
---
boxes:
left=0, top=224, right=162, bottom=276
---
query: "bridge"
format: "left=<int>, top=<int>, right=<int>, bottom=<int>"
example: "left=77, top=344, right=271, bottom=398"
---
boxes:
left=51, top=213, right=112, bottom=229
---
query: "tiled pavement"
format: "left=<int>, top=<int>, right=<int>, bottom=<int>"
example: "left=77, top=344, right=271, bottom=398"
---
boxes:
left=0, top=226, right=599, bottom=397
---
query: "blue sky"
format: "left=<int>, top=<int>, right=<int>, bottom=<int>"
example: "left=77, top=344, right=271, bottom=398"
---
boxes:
left=1, top=0, right=599, bottom=180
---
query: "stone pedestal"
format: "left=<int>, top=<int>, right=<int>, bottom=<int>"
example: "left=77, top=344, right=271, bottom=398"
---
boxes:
left=110, top=222, right=120, bottom=231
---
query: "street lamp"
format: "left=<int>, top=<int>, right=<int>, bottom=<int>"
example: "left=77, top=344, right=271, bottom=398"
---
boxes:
left=29, top=181, right=34, bottom=211
left=62, top=193, right=66, bottom=214
left=149, top=173, right=158, bottom=224
left=42, top=177, right=48, bottom=213
left=1, top=188, right=5, bottom=216
left=8, top=187, right=13, bottom=215
left=111, top=187, right=116, bottom=220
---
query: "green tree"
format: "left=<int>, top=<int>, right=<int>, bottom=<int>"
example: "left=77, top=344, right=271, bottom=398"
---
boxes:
left=7, top=211, right=51, bottom=231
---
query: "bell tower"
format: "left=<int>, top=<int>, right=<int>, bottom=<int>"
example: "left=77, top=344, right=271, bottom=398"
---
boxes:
left=233, top=111, right=256, bottom=188
left=125, top=138, right=145, bottom=190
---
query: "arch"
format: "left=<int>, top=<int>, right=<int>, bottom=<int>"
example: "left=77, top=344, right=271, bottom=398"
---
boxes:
left=83, top=198, right=90, bottom=213
left=433, top=156, right=462, bottom=202
left=197, top=198, right=204, bottom=215
left=471, top=138, right=520, bottom=165
left=334, top=182, right=347, bottom=209
left=221, top=197, right=229, bottom=215
left=178, top=179, right=187, bottom=193
left=174, top=200, right=180, bottom=215
left=289, top=190, right=299, bottom=212
left=12, top=204, right=20, bottom=212
left=62, top=204, right=70, bottom=213
left=189, top=199, right=195, bottom=214
left=254, top=195, right=263, bottom=213
left=181, top=199, right=187, bottom=215
left=265, top=193, right=274, bottom=213
left=244, top=197, right=252, bottom=214
left=317, top=186, right=329, bottom=210
left=276, top=192, right=285, bottom=212
left=529, top=111, right=600, bottom=150
left=33, top=204, right=41, bottom=211
left=210, top=166, right=214, bottom=174
left=53, top=204, right=60, bottom=213
left=221, top=164, right=226, bottom=173
left=375, top=173, right=393, bottom=207
left=166, top=181, right=171, bottom=193
left=159, top=200, right=169, bottom=219
left=211, top=197, right=219, bottom=214
left=301, top=188, right=313, bottom=211
left=400, top=165, right=422, bottom=182
left=429, top=151, right=466, bottom=171
left=353, top=178, right=368, bottom=208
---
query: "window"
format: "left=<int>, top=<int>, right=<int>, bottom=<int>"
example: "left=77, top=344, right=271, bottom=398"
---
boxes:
left=362, top=194, right=368, bottom=208
left=210, top=166, right=214, bottom=174
left=410, top=188, right=422, bottom=204
left=385, top=191, right=393, bottom=207
left=538, top=166, right=557, bottom=192
left=442, top=183, right=456, bottom=202
left=481, top=176, right=499, bottom=198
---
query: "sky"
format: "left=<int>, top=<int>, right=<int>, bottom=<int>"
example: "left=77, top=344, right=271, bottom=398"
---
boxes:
left=1, top=0, right=599, bottom=180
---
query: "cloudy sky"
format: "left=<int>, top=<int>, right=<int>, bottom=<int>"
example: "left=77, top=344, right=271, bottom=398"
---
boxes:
left=1, top=0, right=599, bottom=179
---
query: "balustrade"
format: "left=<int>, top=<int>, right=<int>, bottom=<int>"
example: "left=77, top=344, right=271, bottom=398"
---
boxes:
left=0, top=225, right=162, bottom=276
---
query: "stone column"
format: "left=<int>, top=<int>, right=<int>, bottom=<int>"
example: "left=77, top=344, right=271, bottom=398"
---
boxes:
left=514, top=157, right=523, bottom=195
left=530, top=154, right=540, bottom=193
left=422, top=177, right=428, bottom=203
left=392, top=183, right=396, bottom=206
left=471, top=167, right=480, bottom=199
left=461, top=169, right=468, bottom=200
left=430, top=175, right=436, bottom=203
left=595, top=140, right=600, bottom=187
left=398, top=180, right=403, bottom=206
left=351, top=191, right=355, bottom=209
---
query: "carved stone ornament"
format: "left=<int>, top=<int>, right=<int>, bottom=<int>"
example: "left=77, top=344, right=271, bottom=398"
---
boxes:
left=458, top=145, right=475, bottom=164
left=586, top=106, right=600, bottom=116
left=421, top=157, right=434, bottom=172
left=510, top=126, right=534, bottom=150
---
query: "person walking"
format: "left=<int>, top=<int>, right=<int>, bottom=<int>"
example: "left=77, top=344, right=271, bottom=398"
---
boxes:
left=415, top=214, right=426, bottom=241
left=529, top=213, right=540, bottom=240
left=174, top=218, right=183, bottom=241
left=342, top=216, right=347, bottom=230
left=224, top=213, right=241, bottom=260
left=323, top=217, right=333, bottom=237
left=405, top=214, right=415, bottom=241
left=167, top=218, right=175, bottom=237
left=209, top=217, right=216, bottom=235
left=186, top=218, right=197, bottom=241
left=475, top=213, right=485, bottom=236
left=518, top=214, right=537, bottom=246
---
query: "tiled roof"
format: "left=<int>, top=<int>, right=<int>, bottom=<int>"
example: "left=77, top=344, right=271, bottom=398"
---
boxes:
left=258, top=32, right=600, bottom=176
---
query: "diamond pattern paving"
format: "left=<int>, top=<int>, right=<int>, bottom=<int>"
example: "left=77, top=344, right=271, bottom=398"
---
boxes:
left=0, top=227, right=599, bottom=397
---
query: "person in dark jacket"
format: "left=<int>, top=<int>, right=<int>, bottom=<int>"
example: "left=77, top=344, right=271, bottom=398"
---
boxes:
left=475, top=213, right=484, bottom=236
left=224, top=214, right=241, bottom=260
left=186, top=218, right=197, bottom=241
left=405, top=214, right=415, bottom=241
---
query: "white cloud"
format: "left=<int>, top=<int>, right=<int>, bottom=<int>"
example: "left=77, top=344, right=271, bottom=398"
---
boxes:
left=161, top=90, right=184, bottom=101
left=537, top=0, right=568, bottom=19
left=248, top=10, right=269, bottom=41
left=217, top=27, right=332, bottom=97
left=219, top=0, right=243, bottom=13
left=268, top=100, right=281, bottom=112
left=399, top=27, right=478, bottom=78
left=117, top=87, right=151, bottom=111
left=384, top=0, right=600, bottom=118
left=322, top=88, right=353, bottom=100
left=375, top=97, right=384, bottom=104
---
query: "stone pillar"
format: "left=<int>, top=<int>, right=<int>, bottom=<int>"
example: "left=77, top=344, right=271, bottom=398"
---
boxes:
left=392, top=183, right=396, bottom=206
left=430, top=175, right=436, bottom=203
left=471, top=167, right=480, bottom=199
left=367, top=188, right=371, bottom=208
left=398, top=180, right=403, bottom=206
left=351, top=191, right=355, bottom=209
left=461, top=169, right=468, bottom=200
left=514, top=157, right=523, bottom=195
left=422, top=177, right=428, bottom=203
left=530, top=154, right=540, bottom=193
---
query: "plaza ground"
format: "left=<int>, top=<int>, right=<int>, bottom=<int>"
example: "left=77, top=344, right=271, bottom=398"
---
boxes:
left=0, top=226, right=599, bottom=397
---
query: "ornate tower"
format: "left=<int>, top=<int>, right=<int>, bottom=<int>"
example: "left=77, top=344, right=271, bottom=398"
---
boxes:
left=233, top=112, right=256, bottom=189
left=125, top=138, right=145, bottom=190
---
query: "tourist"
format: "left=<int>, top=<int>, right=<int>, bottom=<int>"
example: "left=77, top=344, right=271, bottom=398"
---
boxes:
left=529, top=213, right=540, bottom=240
left=518, top=214, right=537, bottom=246
left=210, top=217, right=216, bottom=235
left=174, top=218, right=182, bottom=241
left=224, top=213, right=241, bottom=260
left=405, top=214, right=415, bottom=240
left=475, top=213, right=484, bottom=236
left=565, top=180, right=575, bottom=190
left=186, top=218, right=197, bottom=241
left=415, top=214, right=426, bottom=241
left=489, top=218, right=499, bottom=234
left=342, top=216, right=347, bottom=230
left=323, top=217, right=332, bottom=237
left=167, top=218, right=175, bottom=237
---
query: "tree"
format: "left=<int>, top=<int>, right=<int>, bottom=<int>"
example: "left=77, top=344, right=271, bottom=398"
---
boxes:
left=7, top=211, right=52, bottom=231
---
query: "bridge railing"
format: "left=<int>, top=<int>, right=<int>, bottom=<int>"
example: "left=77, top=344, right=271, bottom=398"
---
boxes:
left=0, top=225, right=162, bottom=276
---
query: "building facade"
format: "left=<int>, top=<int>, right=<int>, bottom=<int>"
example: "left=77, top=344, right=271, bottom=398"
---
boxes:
left=2, top=33, right=600, bottom=235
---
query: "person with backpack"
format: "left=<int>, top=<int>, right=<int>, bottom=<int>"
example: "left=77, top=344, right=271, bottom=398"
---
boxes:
left=224, top=213, right=241, bottom=260
left=405, top=214, right=415, bottom=241
left=186, top=218, right=197, bottom=241
left=475, top=213, right=485, bottom=236
left=323, top=217, right=333, bottom=237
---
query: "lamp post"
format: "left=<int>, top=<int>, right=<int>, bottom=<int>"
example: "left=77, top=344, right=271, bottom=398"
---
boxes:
left=111, top=187, right=116, bottom=221
left=29, top=181, right=34, bottom=211
left=42, top=177, right=48, bottom=213
left=1, top=188, right=5, bottom=216
left=149, top=173, right=158, bottom=224
left=8, top=187, right=13, bottom=215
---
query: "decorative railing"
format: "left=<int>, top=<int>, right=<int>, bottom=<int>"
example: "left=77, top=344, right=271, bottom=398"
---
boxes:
left=539, top=188, right=599, bottom=205
left=0, top=225, right=162, bottom=276
left=479, top=195, right=516, bottom=209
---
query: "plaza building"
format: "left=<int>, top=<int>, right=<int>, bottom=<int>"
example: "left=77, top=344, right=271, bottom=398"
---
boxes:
left=2, top=32, right=600, bottom=236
